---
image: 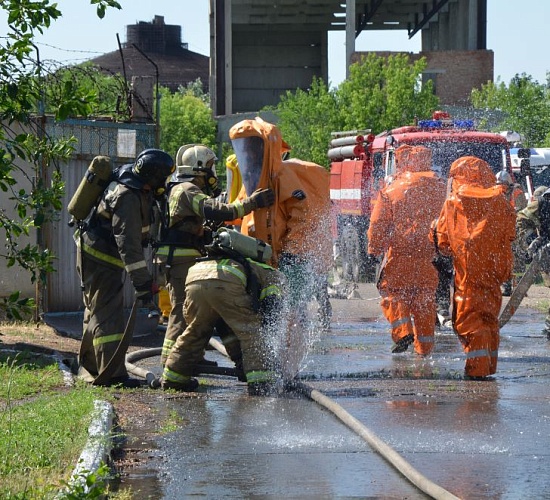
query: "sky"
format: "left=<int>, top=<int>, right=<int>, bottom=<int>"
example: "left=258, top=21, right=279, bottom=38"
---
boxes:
left=13, top=0, right=550, bottom=87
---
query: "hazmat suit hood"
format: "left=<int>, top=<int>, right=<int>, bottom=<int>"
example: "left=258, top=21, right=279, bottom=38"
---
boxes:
left=229, top=117, right=331, bottom=267
left=449, top=156, right=496, bottom=190
left=229, top=117, right=283, bottom=196
left=229, top=117, right=284, bottom=259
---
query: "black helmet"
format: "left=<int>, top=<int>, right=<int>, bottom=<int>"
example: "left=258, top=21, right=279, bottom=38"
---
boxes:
left=132, top=149, right=175, bottom=190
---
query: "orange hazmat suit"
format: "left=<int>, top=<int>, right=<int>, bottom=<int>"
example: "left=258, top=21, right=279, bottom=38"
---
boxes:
left=432, top=156, right=516, bottom=378
left=228, top=117, right=332, bottom=270
left=368, top=145, right=446, bottom=355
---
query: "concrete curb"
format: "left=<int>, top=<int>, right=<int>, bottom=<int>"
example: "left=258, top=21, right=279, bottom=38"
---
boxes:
left=66, top=399, right=114, bottom=493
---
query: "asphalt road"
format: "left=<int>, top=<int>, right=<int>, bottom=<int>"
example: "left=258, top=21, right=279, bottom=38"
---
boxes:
left=109, top=283, right=550, bottom=499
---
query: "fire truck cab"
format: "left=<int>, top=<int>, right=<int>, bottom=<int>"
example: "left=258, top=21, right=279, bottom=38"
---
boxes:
left=330, top=111, right=514, bottom=281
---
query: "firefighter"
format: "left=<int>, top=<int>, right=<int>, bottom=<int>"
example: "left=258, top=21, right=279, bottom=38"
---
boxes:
left=496, top=170, right=528, bottom=296
left=516, top=185, right=550, bottom=339
left=228, top=117, right=332, bottom=329
left=432, top=156, right=516, bottom=379
left=156, top=144, right=275, bottom=368
left=75, top=149, right=175, bottom=387
left=161, top=236, right=285, bottom=395
left=368, top=145, right=446, bottom=355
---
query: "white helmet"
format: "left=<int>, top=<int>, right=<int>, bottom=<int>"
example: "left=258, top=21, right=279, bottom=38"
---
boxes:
left=173, top=144, right=220, bottom=196
left=175, top=144, right=217, bottom=173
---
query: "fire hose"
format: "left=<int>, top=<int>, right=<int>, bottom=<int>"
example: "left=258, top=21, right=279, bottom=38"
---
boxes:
left=125, top=336, right=236, bottom=388
left=289, top=381, right=460, bottom=500
left=126, top=333, right=459, bottom=499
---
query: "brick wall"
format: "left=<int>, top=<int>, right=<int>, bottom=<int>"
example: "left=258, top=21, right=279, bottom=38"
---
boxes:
left=351, top=50, right=494, bottom=106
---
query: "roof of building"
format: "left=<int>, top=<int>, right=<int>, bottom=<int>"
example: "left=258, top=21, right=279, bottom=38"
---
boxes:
left=89, top=15, right=209, bottom=92
left=90, top=46, right=209, bottom=92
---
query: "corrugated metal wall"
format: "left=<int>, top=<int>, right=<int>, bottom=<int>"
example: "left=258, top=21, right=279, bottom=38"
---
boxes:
left=1, top=117, right=157, bottom=312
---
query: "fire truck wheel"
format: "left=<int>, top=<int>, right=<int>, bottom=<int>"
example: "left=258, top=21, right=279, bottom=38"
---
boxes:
left=341, top=224, right=360, bottom=282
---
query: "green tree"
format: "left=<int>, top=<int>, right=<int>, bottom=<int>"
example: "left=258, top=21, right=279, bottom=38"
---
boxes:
left=0, top=0, right=121, bottom=317
left=267, top=53, right=438, bottom=167
left=159, top=85, right=217, bottom=160
left=42, top=62, right=130, bottom=120
left=470, top=73, right=550, bottom=147
left=338, top=53, right=437, bottom=133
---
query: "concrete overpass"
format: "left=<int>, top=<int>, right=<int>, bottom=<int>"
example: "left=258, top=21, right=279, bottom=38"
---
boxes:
left=209, top=0, right=490, bottom=115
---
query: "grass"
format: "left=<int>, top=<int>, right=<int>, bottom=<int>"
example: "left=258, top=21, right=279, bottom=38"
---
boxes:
left=158, top=409, right=186, bottom=434
left=0, top=348, right=109, bottom=498
left=534, top=298, right=549, bottom=313
left=0, top=351, right=64, bottom=400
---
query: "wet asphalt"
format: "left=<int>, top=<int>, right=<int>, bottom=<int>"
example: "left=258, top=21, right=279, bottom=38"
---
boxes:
left=104, top=284, right=550, bottom=499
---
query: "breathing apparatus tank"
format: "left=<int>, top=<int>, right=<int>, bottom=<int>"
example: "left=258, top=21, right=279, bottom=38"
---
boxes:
left=68, top=156, right=113, bottom=225
left=213, top=227, right=272, bottom=263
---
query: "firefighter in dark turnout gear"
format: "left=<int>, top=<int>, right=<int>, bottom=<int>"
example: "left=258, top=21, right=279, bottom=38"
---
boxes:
left=75, top=149, right=175, bottom=387
left=156, top=144, right=275, bottom=368
left=516, top=185, right=550, bottom=338
left=161, top=233, right=285, bottom=395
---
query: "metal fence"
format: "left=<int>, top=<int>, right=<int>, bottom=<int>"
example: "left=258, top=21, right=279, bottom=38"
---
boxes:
left=1, top=117, right=158, bottom=312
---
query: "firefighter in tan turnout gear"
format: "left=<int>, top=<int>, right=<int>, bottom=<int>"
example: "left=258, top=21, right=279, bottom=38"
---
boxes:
left=74, top=149, right=175, bottom=387
left=156, top=144, right=275, bottom=372
left=161, top=229, right=285, bottom=395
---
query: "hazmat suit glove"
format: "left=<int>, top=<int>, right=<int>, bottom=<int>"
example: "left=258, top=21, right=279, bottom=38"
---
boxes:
left=248, top=188, right=275, bottom=209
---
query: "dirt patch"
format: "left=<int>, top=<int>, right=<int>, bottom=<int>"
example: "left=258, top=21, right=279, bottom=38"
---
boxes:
left=517, top=283, right=550, bottom=312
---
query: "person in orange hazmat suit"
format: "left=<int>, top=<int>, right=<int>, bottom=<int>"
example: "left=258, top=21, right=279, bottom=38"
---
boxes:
left=368, top=145, right=447, bottom=355
left=228, top=117, right=332, bottom=328
left=431, top=156, right=516, bottom=379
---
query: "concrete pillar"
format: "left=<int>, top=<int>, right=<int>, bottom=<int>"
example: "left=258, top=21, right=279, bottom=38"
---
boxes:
left=422, top=20, right=438, bottom=51
left=345, top=0, right=355, bottom=79
left=449, top=1, right=462, bottom=49
left=209, top=0, right=216, bottom=113
left=321, top=29, right=328, bottom=82
left=225, top=0, right=232, bottom=114
left=467, top=0, right=479, bottom=50
left=438, top=11, right=449, bottom=50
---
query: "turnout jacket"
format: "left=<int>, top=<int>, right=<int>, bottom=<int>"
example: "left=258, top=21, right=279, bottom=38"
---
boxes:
left=79, top=181, right=153, bottom=291
left=157, top=181, right=256, bottom=261
left=186, top=257, right=284, bottom=305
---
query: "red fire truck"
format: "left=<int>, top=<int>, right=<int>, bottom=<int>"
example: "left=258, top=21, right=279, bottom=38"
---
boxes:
left=329, top=111, right=514, bottom=281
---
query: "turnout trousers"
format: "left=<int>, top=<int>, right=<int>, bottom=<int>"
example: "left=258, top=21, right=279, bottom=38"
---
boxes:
left=453, top=284, right=501, bottom=377
left=77, top=252, right=127, bottom=380
left=161, top=258, right=196, bottom=365
left=162, top=259, right=242, bottom=365
left=164, top=280, right=272, bottom=383
left=379, top=283, right=437, bottom=356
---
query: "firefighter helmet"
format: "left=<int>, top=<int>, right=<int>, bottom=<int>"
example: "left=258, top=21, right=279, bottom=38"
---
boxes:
left=173, top=144, right=220, bottom=196
left=132, top=149, right=175, bottom=190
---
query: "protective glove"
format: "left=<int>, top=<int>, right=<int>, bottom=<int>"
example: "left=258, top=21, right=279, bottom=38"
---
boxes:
left=135, top=281, right=160, bottom=305
left=527, top=237, right=545, bottom=258
left=248, top=188, right=275, bottom=209
left=367, top=254, right=381, bottom=265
